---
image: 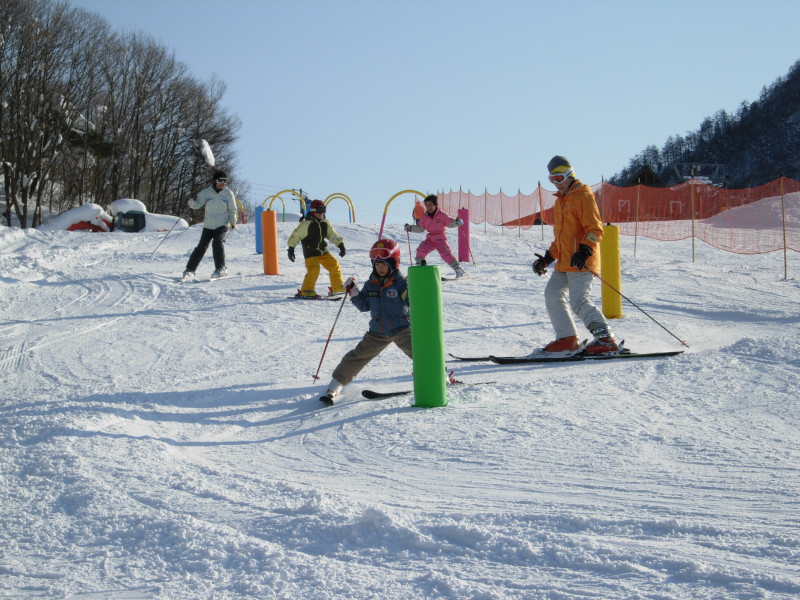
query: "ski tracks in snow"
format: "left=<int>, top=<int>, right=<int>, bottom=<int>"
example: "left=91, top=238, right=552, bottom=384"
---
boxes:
left=0, top=274, right=164, bottom=375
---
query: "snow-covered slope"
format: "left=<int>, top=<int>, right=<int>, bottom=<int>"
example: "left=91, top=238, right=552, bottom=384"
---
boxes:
left=1, top=220, right=798, bottom=599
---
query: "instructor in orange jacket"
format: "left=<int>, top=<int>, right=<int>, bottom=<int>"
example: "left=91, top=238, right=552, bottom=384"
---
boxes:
left=531, top=155, right=619, bottom=356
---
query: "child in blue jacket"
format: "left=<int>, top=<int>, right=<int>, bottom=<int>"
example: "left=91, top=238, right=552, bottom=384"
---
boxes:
left=321, top=238, right=411, bottom=404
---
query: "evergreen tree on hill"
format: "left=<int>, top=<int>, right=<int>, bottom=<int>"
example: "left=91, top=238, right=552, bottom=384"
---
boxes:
left=611, top=60, right=800, bottom=188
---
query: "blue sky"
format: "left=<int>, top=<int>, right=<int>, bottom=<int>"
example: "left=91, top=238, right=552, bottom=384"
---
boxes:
left=69, top=0, right=800, bottom=223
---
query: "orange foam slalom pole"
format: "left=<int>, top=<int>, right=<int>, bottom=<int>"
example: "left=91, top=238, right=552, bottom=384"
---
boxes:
left=262, top=209, right=279, bottom=275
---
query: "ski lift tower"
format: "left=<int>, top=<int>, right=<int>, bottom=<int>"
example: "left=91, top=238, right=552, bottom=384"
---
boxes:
left=670, top=163, right=726, bottom=186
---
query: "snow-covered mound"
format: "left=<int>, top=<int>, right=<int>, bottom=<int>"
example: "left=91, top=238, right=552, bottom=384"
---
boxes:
left=38, top=203, right=112, bottom=231
left=38, top=199, right=187, bottom=233
left=108, top=198, right=147, bottom=216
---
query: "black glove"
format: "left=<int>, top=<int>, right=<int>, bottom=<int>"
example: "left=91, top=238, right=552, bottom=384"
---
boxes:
left=338, top=243, right=346, bottom=257
left=287, top=247, right=295, bottom=262
left=532, top=251, right=554, bottom=276
left=570, top=244, right=593, bottom=270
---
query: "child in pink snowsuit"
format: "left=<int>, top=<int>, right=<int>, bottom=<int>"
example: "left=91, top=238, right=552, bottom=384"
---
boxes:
left=404, top=194, right=466, bottom=278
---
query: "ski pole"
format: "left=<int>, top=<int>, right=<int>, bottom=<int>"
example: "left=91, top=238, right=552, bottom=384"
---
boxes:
left=588, top=268, right=689, bottom=348
left=150, top=210, right=188, bottom=257
left=406, top=228, right=413, bottom=266
left=312, top=292, right=349, bottom=381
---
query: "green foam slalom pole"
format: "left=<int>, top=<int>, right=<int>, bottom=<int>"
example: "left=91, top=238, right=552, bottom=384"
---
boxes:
left=407, top=265, right=447, bottom=407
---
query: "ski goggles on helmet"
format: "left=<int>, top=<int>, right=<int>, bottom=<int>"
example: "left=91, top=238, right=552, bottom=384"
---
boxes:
left=311, top=205, right=326, bottom=213
left=548, top=168, right=573, bottom=184
left=369, top=246, right=393, bottom=261
left=214, top=177, right=228, bottom=184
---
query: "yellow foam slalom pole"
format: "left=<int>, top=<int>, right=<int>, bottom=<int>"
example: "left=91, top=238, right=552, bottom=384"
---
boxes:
left=407, top=265, right=447, bottom=407
left=262, top=209, right=279, bottom=275
left=600, top=224, right=623, bottom=319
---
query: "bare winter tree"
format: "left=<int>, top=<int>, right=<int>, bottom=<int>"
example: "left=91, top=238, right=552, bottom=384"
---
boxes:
left=1, top=0, right=241, bottom=227
left=173, top=75, right=241, bottom=222
left=145, top=74, right=241, bottom=218
left=90, top=38, right=241, bottom=219
left=49, top=8, right=112, bottom=215
left=1, top=0, right=105, bottom=227
left=80, top=35, right=240, bottom=219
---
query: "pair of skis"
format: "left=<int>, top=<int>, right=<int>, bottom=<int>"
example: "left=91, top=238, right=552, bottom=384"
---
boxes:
left=449, top=342, right=684, bottom=364
left=291, top=294, right=344, bottom=301
left=292, top=287, right=347, bottom=301
left=178, top=271, right=241, bottom=284
left=358, top=379, right=496, bottom=400
left=319, top=380, right=495, bottom=404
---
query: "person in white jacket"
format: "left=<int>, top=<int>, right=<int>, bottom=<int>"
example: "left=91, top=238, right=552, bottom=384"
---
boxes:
left=183, top=171, right=238, bottom=279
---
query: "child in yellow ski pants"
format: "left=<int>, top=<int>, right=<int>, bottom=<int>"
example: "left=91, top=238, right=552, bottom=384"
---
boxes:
left=302, top=253, right=344, bottom=294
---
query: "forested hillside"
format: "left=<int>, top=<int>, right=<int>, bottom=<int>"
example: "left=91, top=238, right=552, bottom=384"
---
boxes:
left=611, top=60, right=800, bottom=187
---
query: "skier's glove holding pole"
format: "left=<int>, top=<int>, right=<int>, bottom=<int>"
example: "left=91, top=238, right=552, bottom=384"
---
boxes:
left=569, top=244, right=593, bottom=271
left=533, top=251, right=554, bottom=276
left=344, top=276, right=359, bottom=297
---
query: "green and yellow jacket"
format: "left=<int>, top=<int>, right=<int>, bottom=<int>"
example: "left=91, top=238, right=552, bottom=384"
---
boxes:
left=287, top=216, right=344, bottom=259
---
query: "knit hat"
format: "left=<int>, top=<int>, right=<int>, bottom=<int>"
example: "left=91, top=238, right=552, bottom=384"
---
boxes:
left=547, top=155, right=574, bottom=177
left=213, top=170, right=228, bottom=182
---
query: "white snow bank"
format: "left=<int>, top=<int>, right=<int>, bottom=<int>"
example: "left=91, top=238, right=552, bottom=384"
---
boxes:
left=38, top=203, right=112, bottom=231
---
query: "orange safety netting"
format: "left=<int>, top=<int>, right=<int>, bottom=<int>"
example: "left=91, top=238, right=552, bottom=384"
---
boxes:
left=438, top=178, right=800, bottom=254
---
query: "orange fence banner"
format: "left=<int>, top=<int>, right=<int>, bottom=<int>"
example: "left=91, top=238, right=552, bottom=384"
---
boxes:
left=438, top=177, right=800, bottom=255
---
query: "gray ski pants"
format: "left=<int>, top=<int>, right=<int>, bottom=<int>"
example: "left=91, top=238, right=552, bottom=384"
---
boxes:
left=544, top=270, right=609, bottom=339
